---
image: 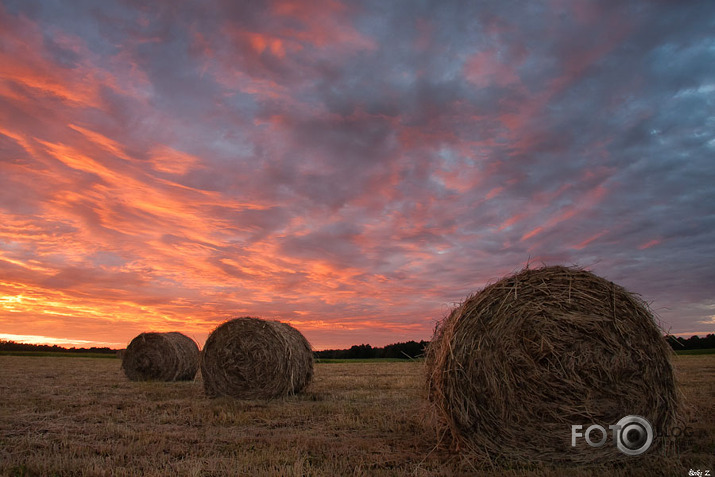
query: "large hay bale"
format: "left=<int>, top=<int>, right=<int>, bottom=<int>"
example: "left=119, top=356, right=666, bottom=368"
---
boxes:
left=426, top=265, right=680, bottom=464
left=122, top=332, right=200, bottom=381
left=201, top=317, right=314, bottom=399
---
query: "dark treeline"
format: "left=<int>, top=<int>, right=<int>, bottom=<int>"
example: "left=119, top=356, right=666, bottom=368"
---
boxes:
left=0, top=340, right=116, bottom=354
left=315, top=335, right=715, bottom=359
left=666, top=334, right=715, bottom=350
left=2, top=335, right=714, bottom=358
left=0, top=339, right=430, bottom=359
left=315, top=340, right=429, bottom=360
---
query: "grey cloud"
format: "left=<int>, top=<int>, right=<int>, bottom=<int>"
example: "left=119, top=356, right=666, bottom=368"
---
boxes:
left=278, top=222, right=365, bottom=265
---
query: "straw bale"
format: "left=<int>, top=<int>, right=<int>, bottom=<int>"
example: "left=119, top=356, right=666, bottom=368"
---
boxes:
left=122, top=332, right=199, bottom=381
left=201, top=317, right=314, bottom=399
left=425, top=265, right=680, bottom=464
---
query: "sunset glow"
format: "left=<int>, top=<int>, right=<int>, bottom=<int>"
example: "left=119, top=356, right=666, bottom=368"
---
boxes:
left=1, top=1, right=713, bottom=350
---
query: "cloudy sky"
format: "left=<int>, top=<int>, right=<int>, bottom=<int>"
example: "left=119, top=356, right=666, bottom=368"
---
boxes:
left=1, top=0, right=713, bottom=350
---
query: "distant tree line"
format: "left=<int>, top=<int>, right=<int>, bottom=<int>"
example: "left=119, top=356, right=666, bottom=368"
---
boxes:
left=314, top=340, right=429, bottom=360
left=2, top=335, right=714, bottom=357
left=666, top=334, right=715, bottom=350
left=0, top=340, right=116, bottom=354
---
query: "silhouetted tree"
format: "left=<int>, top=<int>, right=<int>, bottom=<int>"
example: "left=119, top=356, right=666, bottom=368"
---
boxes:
left=665, top=334, right=715, bottom=351
left=0, top=340, right=116, bottom=354
left=314, top=340, right=429, bottom=359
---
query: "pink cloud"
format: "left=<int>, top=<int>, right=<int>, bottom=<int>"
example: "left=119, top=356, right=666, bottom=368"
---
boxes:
left=521, top=185, right=609, bottom=242
left=521, top=226, right=544, bottom=242
left=571, top=230, right=610, bottom=250
left=270, top=0, right=376, bottom=51
left=638, top=239, right=661, bottom=250
left=464, top=49, right=522, bottom=88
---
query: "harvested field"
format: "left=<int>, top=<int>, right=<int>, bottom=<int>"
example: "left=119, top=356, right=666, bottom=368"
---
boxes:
left=0, top=355, right=713, bottom=476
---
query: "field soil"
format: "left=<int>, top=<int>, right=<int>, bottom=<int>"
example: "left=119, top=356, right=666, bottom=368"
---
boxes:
left=0, top=355, right=713, bottom=476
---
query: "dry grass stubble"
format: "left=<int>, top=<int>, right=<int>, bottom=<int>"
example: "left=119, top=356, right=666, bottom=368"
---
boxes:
left=0, top=355, right=712, bottom=476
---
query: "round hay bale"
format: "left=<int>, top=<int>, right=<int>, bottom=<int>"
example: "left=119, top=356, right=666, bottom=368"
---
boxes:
left=426, top=265, right=680, bottom=464
left=201, top=317, right=314, bottom=399
left=122, top=332, right=200, bottom=381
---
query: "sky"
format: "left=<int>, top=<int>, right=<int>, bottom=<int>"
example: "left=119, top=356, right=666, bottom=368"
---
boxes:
left=0, top=0, right=714, bottom=351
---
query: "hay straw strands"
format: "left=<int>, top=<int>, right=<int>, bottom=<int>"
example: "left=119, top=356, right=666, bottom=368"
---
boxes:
left=122, top=332, right=200, bottom=382
left=201, top=317, right=314, bottom=399
left=425, top=265, right=681, bottom=464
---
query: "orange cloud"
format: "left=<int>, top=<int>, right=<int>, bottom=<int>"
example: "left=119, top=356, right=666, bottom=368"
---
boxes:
left=245, top=32, right=288, bottom=58
left=0, top=13, right=110, bottom=110
left=147, top=144, right=203, bottom=175
left=68, top=124, right=135, bottom=163
left=0, top=279, right=214, bottom=348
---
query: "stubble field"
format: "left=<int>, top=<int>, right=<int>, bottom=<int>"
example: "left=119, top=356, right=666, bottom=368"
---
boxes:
left=0, top=354, right=713, bottom=476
